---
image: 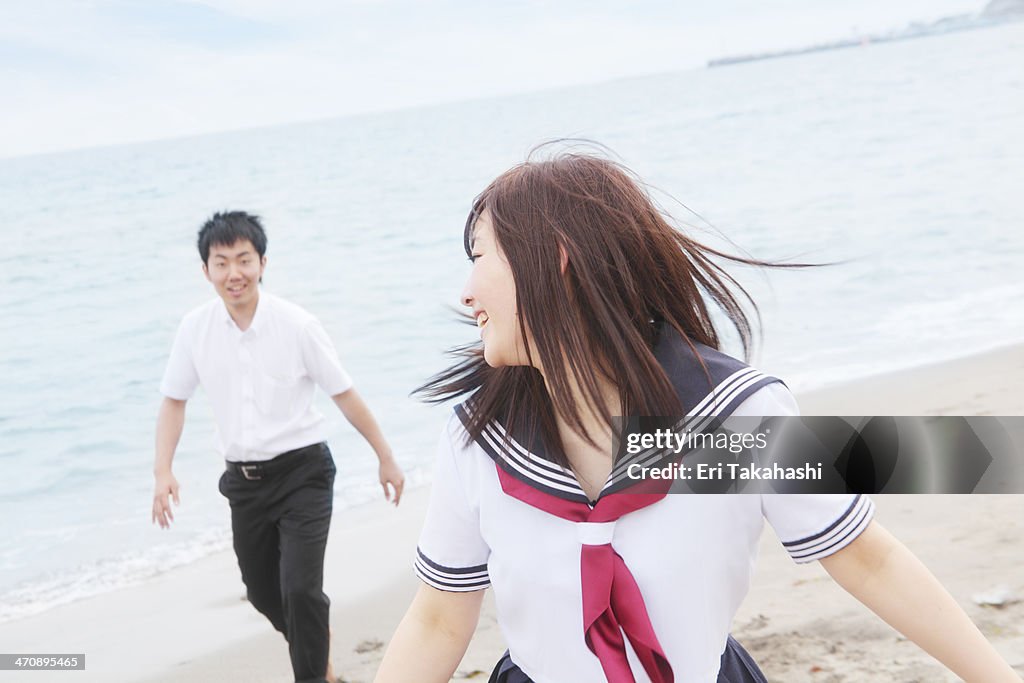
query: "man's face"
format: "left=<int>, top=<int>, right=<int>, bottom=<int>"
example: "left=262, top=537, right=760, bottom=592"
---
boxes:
left=203, top=239, right=266, bottom=309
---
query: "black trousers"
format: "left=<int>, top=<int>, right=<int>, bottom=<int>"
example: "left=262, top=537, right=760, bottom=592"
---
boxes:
left=219, top=442, right=336, bottom=683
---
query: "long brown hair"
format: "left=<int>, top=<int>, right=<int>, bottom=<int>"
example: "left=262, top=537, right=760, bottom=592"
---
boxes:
left=418, top=145, right=797, bottom=468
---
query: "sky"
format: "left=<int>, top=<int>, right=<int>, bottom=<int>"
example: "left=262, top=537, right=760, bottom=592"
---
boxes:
left=0, top=0, right=984, bottom=159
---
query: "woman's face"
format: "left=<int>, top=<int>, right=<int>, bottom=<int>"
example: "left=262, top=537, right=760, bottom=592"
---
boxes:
left=461, top=211, right=532, bottom=368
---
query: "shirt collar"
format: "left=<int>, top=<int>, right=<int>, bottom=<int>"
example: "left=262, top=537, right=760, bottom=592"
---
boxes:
left=218, top=289, right=268, bottom=335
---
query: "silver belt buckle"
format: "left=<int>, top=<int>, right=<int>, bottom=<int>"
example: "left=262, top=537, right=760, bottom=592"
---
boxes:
left=240, top=464, right=263, bottom=481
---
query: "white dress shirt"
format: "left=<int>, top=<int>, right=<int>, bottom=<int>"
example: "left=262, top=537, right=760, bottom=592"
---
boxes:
left=160, top=291, right=353, bottom=462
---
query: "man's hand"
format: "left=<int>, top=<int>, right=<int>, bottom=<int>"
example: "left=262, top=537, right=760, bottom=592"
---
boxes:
left=379, top=456, right=405, bottom=506
left=152, top=470, right=181, bottom=528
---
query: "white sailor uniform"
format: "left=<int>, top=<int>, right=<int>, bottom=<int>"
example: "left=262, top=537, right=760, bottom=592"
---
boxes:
left=415, top=327, right=875, bottom=683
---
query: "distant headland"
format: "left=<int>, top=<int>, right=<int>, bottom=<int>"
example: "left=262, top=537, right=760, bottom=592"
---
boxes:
left=708, top=0, right=1024, bottom=67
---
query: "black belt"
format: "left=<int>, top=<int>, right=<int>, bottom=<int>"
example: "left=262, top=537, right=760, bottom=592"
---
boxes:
left=226, top=442, right=326, bottom=481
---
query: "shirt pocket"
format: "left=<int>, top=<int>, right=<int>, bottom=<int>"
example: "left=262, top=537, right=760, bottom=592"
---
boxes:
left=254, top=368, right=304, bottom=417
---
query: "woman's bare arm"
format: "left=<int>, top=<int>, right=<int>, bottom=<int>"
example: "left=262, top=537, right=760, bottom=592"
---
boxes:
left=820, top=520, right=1020, bottom=682
left=374, top=584, right=485, bottom=683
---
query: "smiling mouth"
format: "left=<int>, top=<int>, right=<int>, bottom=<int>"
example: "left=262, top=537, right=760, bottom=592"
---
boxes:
left=227, top=283, right=247, bottom=295
left=476, top=312, right=489, bottom=328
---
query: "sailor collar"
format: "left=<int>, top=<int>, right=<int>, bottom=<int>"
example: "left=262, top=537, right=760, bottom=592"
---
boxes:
left=455, top=324, right=781, bottom=505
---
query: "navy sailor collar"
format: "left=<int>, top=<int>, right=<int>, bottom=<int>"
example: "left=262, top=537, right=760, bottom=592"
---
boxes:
left=455, top=324, right=781, bottom=504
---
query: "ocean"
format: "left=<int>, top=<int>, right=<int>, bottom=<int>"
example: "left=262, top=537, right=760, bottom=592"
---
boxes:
left=0, top=21, right=1021, bottom=622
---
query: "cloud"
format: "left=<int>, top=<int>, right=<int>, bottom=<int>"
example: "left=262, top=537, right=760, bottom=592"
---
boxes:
left=0, top=0, right=985, bottom=158
left=94, top=0, right=290, bottom=48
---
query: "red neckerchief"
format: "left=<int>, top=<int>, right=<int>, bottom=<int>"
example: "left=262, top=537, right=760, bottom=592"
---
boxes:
left=496, top=465, right=675, bottom=683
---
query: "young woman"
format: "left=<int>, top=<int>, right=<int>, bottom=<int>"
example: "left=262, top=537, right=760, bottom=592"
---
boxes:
left=374, top=151, right=1020, bottom=683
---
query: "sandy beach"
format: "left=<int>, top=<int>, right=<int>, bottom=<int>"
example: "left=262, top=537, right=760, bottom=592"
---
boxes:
left=2, top=345, right=1022, bottom=683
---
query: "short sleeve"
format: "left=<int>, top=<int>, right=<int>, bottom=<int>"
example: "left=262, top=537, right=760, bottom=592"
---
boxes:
left=744, top=382, right=877, bottom=563
left=414, top=417, right=491, bottom=592
left=300, top=319, right=353, bottom=396
left=159, top=318, right=199, bottom=400
left=762, top=494, right=876, bottom=564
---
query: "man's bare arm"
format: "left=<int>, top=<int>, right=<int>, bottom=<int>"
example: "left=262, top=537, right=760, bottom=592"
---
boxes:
left=152, top=397, right=186, bottom=528
left=331, top=389, right=405, bottom=505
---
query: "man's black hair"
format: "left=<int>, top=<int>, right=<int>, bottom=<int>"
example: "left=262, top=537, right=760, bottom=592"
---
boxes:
left=197, top=211, right=268, bottom=264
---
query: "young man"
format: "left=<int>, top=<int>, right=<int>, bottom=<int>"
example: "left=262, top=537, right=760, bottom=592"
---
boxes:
left=152, top=211, right=404, bottom=683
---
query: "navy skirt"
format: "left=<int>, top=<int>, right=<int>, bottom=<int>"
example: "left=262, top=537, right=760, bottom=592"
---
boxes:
left=488, top=635, right=767, bottom=683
